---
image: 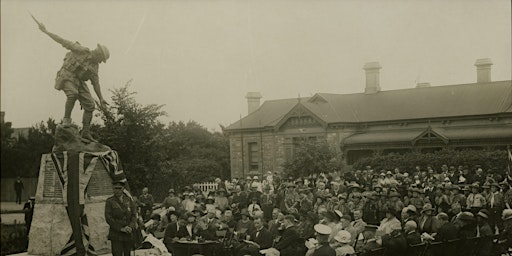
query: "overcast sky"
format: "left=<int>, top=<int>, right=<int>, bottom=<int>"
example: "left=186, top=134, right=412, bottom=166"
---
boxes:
left=1, top=0, right=511, bottom=131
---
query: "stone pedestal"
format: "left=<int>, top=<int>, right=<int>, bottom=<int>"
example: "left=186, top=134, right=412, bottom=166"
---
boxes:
left=28, top=152, right=115, bottom=255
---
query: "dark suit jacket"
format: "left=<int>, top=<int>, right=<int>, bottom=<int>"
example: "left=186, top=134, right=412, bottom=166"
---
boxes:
left=180, top=223, right=202, bottom=239
left=435, top=222, right=458, bottom=242
left=251, top=228, right=273, bottom=249
left=405, top=231, right=422, bottom=246
left=312, top=243, right=336, bottom=256
left=275, top=226, right=300, bottom=256
left=164, top=222, right=184, bottom=245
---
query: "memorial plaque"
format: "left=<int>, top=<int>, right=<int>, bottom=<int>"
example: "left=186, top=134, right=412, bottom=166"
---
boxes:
left=42, top=158, right=63, bottom=198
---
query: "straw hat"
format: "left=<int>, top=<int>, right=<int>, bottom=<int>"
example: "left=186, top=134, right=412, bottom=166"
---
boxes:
left=333, top=230, right=351, bottom=243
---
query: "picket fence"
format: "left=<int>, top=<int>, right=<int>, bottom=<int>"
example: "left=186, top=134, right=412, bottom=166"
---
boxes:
left=194, top=182, right=218, bottom=195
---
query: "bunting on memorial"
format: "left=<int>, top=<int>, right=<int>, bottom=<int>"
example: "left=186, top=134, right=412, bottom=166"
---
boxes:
left=49, top=150, right=125, bottom=256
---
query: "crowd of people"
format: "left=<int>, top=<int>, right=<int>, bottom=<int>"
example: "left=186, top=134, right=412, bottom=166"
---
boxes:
left=131, top=165, right=512, bottom=256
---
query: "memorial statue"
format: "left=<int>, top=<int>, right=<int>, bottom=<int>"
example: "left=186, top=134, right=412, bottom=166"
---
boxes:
left=35, top=16, right=109, bottom=142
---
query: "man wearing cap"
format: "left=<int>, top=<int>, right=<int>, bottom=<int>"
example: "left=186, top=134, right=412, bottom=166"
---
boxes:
left=275, top=214, right=301, bottom=256
left=37, top=22, right=109, bottom=142
left=105, top=181, right=137, bottom=256
left=304, top=224, right=335, bottom=256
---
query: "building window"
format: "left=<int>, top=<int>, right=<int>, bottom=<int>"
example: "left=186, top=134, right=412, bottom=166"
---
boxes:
left=248, top=142, right=259, bottom=171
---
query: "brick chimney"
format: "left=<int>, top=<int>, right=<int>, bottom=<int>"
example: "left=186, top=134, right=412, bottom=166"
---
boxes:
left=246, top=92, right=262, bottom=114
left=474, top=58, right=493, bottom=83
left=363, top=62, right=382, bottom=94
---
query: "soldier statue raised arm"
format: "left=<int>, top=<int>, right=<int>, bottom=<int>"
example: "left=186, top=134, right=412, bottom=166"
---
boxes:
left=37, top=19, right=109, bottom=142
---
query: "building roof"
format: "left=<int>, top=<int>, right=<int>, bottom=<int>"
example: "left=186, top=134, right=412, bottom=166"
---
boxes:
left=225, top=80, right=512, bottom=131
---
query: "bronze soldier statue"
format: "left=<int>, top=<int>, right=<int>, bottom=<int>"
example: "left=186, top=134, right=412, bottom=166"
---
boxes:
left=36, top=19, right=109, bottom=142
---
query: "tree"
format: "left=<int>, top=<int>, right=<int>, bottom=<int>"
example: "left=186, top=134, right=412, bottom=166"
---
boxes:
left=1, top=119, right=56, bottom=178
left=93, top=81, right=168, bottom=197
left=93, top=82, right=230, bottom=201
left=283, top=139, right=339, bottom=178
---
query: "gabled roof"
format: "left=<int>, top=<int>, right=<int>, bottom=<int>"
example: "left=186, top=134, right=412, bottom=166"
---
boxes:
left=225, top=80, right=512, bottom=131
left=226, top=98, right=309, bottom=130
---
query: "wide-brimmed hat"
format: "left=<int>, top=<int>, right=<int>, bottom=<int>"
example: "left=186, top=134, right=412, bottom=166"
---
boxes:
left=314, top=224, right=332, bottom=235
left=334, top=230, right=351, bottom=243
left=458, top=212, right=475, bottom=222
left=502, top=209, right=512, bottom=220
left=95, top=44, right=110, bottom=63
left=421, top=203, right=435, bottom=213
left=348, top=182, right=361, bottom=189
left=286, top=182, right=296, bottom=188
left=240, top=208, right=250, bottom=216
left=389, top=191, right=401, bottom=198
left=364, top=225, right=379, bottom=232
left=403, top=205, right=417, bottom=214
left=477, top=209, right=490, bottom=219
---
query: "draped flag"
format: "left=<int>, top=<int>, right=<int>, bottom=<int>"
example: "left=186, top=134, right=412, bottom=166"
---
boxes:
left=507, top=146, right=512, bottom=186
left=50, top=150, right=126, bottom=256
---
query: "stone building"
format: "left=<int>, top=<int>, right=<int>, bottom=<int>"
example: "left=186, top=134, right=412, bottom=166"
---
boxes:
left=223, top=59, right=512, bottom=178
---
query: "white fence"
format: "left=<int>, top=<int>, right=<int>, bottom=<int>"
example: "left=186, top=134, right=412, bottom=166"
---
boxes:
left=194, top=182, right=218, bottom=195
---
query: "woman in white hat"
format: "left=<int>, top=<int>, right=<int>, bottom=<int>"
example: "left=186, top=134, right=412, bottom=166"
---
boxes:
left=331, top=230, right=355, bottom=256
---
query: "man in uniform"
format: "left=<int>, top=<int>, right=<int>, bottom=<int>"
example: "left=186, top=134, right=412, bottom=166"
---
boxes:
left=37, top=21, right=109, bottom=142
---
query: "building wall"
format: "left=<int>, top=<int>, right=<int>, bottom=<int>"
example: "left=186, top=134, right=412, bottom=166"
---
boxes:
left=229, top=114, right=512, bottom=178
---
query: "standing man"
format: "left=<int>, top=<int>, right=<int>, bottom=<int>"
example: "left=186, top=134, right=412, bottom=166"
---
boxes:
left=105, top=181, right=137, bottom=256
left=37, top=21, right=109, bottom=142
left=14, top=176, right=24, bottom=204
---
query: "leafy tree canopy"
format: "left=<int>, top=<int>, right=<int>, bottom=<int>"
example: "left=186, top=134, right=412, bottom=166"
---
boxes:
left=283, top=139, right=339, bottom=178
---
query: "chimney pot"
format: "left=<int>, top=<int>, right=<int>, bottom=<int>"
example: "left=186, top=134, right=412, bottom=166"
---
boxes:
left=363, top=62, right=382, bottom=94
left=474, top=58, right=493, bottom=83
left=246, top=92, right=262, bottom=114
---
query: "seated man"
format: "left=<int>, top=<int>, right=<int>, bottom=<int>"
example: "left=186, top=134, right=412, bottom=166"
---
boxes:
left=237, top=217, right=273, bottom=256
left=404, top=221, right=422, bottom=246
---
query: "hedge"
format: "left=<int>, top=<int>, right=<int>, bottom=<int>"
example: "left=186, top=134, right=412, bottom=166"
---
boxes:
left=352, top=148, right=509, bottom=175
